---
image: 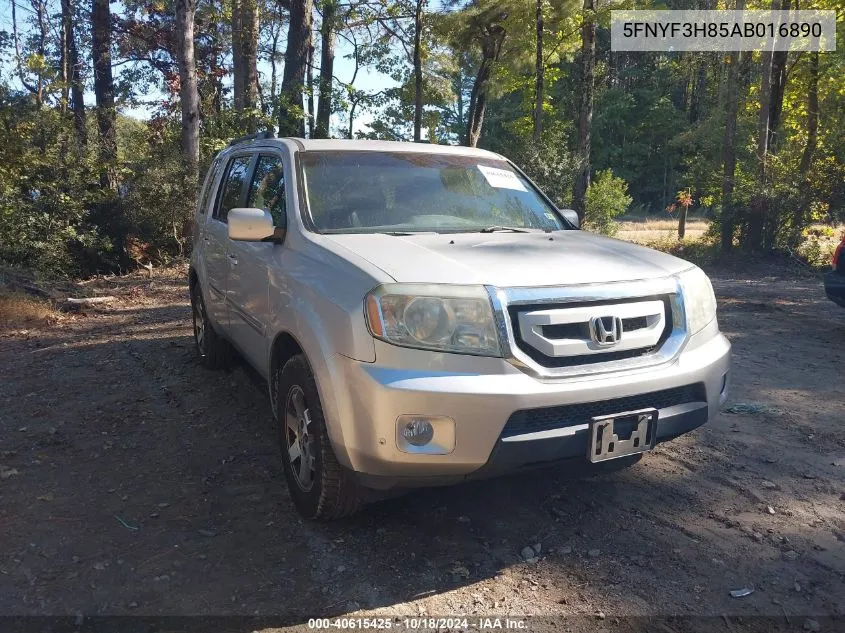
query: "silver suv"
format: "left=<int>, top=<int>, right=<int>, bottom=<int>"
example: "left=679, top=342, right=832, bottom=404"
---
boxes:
left=189, top=135, right=731, bottom=520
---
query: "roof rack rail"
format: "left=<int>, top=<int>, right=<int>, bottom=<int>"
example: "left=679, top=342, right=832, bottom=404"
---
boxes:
left=227, top=130, right=275, bottom=146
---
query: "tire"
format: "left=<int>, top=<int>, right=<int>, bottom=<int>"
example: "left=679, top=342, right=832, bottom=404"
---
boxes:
left=276, top=354, right=365, bottom=520
left=190, top=283, right=232, bottom=370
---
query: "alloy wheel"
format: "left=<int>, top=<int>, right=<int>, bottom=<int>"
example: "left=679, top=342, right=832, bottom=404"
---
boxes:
left=192, top=294, right=206, bottom=355
left=285, top=385, right=316, bottom=491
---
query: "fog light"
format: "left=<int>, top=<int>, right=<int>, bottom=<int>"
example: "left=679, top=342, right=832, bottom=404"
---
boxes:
left=396, top=415, right=455, bottom=455
left=403, top=418, right=434, bottom=446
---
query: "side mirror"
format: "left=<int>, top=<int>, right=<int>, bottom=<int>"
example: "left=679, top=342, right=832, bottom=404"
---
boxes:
left=228, top=208, right=276, bottom=241
left=560, top=208, right=580, bottom=228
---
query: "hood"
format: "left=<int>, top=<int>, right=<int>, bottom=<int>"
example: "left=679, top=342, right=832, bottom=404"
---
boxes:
left=323, top=230, right=692, bottom=287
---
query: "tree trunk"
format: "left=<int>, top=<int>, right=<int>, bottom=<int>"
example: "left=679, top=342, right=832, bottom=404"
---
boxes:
left=793, top=51, right=819, bottom=239
left=412, top=0, right=425, bottom=142
left=232, top=0, right=244, bottom=112
left=279, top=0, right=313, bottom=137
left=743, top=0, right=779, bottom=251
left=678, top=204, right=688, bottom=240
left=92, top=0, right=118, bottom=191
left=720, top=57, right=740, bottom=252
left=307, top=44, right=315, bottom=137
left=59, top=0, right=70, bottom=113
left=756, top=0, right=780, bottom=179
left=532, top=0, right=543, bottom=143
left=315, top=0, right=337, bottom=139
left=464, top=24, right=506, bottom=148
left=60, top=0, right=86, bottom=146
left=767, top=0, right=790, bottom=151
left=176, top=0, right=200, bottom=189
left=719, top=0, right=745, bottom=253
left=572, top=0, right=596, bottom=223
left=242, top=0, right=260, bottom=130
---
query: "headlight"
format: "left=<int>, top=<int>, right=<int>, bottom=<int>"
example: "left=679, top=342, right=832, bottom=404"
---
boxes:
left=677, top=266, right=717, bottom=334
left=365, top=284, right=501, bottom=356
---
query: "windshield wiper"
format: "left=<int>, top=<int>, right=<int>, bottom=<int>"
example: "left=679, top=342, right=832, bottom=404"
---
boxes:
left=478, top=225, right=532, bottom=233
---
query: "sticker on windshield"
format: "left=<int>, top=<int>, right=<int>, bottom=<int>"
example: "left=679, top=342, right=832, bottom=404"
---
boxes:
left=477, top=165, right=527, bottom=192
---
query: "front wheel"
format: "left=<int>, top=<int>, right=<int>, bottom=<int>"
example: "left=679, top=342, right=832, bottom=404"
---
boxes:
left=276, top=354, right=365, bottom=520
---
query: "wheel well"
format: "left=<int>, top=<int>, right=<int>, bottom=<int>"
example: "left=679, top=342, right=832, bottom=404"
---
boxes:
left=268, top=332, right=304, bottom=416
left=270, top=332, right=303, bottom=375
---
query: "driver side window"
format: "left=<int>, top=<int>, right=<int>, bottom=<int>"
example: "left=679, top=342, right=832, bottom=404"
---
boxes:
left=246, top=155, right=287, bottom=228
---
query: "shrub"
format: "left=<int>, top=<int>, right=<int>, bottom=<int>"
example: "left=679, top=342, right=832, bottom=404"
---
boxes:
left=584, top=169, right=632, bottom=236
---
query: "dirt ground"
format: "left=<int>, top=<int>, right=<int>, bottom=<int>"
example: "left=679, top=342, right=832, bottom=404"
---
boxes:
left=1, top=260, right=844, bottom=630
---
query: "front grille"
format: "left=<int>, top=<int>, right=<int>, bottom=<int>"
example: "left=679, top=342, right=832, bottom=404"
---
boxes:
left=509, top=296, right=673, bottom=368
left=501, top=383, right=705, bottom=438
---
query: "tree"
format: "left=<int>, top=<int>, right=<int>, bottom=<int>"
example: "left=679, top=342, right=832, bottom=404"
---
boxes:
left=279, top=0, right=313, bottom=136
left=175, top=0, right=200, bottom=185
left=532, top=0, right=543, bottom=142
left=60, top=0, right=86, bottom=146
left=412, top=0, right=425, bottom=141
left=719, top=0, right=745, bottom=253
left=232, top=0, right=260, bottom=129
left=92, top=0, right=118, bottom=190
left=792, top=51, right=819, bottom=239
left=463, top=6, right=508, bottom=147
left=315, top=0, right=337, bottom=138
left=572, top=0, right=595, bottom=222
left=11, top=0, right=49, bottom=108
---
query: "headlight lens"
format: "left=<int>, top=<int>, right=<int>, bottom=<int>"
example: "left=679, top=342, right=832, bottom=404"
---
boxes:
left=677, top=266, right=717, bottom=334
left=365, top=284, right=501, bottom=356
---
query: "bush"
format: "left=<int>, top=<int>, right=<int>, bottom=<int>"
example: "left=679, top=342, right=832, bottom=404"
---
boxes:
left=584, top=169, right=632, bottom=236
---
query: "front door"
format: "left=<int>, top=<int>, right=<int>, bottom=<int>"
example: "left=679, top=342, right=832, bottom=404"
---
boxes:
left=205, top=154, right=253, bottom=332
left=226, top=152, right=289, bottom=370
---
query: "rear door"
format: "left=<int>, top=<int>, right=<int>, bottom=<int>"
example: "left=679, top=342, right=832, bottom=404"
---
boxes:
left=226, top=152, right=288, bottom=369
left=204, top=153, right=253, bottom=331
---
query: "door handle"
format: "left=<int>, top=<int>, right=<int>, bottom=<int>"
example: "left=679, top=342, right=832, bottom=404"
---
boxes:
left=227, top=253, right=238, bottom=265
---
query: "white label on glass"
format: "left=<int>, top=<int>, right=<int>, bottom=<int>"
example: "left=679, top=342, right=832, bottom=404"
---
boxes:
left=477, top=165, right=527, bottom=192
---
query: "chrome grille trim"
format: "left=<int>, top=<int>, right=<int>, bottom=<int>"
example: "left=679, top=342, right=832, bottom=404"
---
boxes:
left=517, top=299, right=666, bottom=358
left=486, top=277, right=688, bottom=379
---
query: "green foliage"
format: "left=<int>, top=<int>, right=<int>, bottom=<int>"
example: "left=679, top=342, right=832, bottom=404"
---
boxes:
left=0, top=87, right=197, bottom=276
left=0, top=93, right=112, bottom=277
left=2, top=0, right=843, bottom=278
left=583, top=169, right=632, bottom=236
left=487, top=122, right=578, bottom=209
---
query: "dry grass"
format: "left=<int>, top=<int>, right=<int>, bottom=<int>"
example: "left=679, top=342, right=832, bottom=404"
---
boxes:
left=616, top=215, right=710, bottom=243
left=0, top=292, right=57, bottom=329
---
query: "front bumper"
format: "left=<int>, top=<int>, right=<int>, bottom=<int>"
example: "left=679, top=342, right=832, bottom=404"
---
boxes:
left=824, top=270, right=845, bottom=308
left=324, top=320, right=731, bottom=490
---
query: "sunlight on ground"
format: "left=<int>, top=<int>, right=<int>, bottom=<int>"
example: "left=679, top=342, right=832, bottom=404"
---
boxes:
left=616, top=216, right=710, bottom=244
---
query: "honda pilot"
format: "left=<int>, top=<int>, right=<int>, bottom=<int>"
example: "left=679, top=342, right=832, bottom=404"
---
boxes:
left=189, top=135, right=731, bottom=520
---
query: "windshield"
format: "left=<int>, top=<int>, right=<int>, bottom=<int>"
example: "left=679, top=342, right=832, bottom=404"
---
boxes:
left=300, top=151, right=567, bottom=234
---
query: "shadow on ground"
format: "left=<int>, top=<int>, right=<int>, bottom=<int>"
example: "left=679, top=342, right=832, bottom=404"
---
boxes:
left=1, top=266, right=844, bottom=623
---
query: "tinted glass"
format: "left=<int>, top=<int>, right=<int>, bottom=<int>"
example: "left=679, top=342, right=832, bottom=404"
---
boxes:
left=214, top=155, right=251, bottom=223
left=247, top=155, right=286, bottom=227
left=198, top=157, right=222, bottom=216
left=301, top=151, right=564, bottom=234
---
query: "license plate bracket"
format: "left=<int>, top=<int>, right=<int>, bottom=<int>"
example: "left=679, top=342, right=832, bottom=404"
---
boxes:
left=588, top=408, right=658, bottom=463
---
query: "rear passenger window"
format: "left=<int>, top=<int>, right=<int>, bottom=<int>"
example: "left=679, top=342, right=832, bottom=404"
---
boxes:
left=214, top=156, right=252, bottom=223
left=246, top=155, right=286, bottom=227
